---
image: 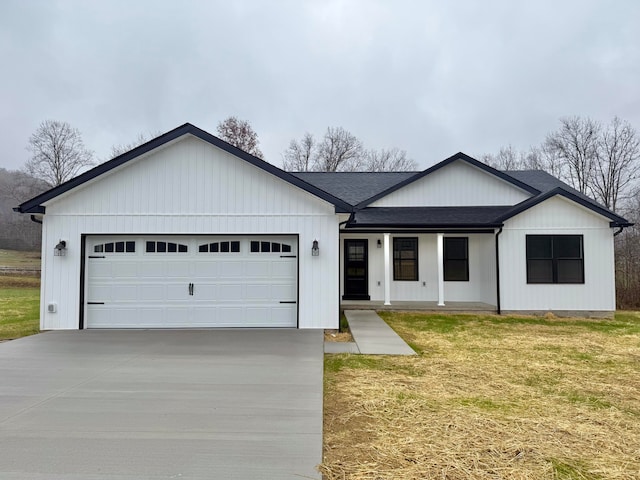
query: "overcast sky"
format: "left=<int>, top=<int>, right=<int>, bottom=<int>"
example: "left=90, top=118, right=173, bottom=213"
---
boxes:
left=1, top=0, right=639, bottom=172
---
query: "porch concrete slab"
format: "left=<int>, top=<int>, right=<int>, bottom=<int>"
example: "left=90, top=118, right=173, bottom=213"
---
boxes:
left=324, top=341, right=360, bottom=354
left=344, top=310, right=416, bottom=355
left=342, top=300, right=496, bottom=313
left=0, top=329, right=324, bottom=480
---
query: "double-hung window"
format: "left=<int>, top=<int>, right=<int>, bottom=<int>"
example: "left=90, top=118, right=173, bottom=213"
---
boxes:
left=526, top=235, right=584, bottom=284
left=444, top=237, right=469, bottom=281
left=393, top=237, right=418, bottom=281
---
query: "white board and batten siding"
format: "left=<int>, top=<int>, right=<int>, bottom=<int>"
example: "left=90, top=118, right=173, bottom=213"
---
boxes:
left=499, top=196, right=616, bottom=313
left=39, top=135, right=340, bottom=330
left=371, top=160, right=531, bottom=207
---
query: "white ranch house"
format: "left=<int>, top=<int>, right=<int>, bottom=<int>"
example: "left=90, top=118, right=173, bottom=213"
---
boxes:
left=16, top=123, right=632, bottom=330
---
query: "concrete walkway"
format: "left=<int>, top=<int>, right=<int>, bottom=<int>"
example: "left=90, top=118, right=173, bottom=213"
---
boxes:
left=0, top=329, right=323, bottom=480
left=342, top=310, right=416, bottom=355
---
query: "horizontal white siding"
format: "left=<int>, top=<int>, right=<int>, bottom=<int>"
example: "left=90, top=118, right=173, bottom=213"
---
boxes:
left=39, top=136, right=340, bottom=330
left=499, top=196, right=615, bottom=312
left=340, top=233, right=497, bottom=304
left=371, top=160, right=531, bottom=207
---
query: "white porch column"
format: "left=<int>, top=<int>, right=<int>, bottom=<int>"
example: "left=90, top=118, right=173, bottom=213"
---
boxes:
left=437, top=232, right=445, bottom=306
left=383, top=233, right=391, bottom=305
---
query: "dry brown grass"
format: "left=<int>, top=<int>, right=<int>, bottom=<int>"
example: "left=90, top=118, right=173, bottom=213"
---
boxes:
left=0, top=249, right=41, bottom=268
left=0, top=276, right=40, bottom=288
left=325, top=329, right=355, bottom=342
left=321, top=312, right=640, bottom=479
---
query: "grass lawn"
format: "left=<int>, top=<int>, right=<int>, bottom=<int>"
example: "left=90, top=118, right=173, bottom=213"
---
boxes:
left=0, top=276, right=40, bottom=340
left=0, top=249, right=41, bottom=268
left=322, top=311, right=640, bottom=480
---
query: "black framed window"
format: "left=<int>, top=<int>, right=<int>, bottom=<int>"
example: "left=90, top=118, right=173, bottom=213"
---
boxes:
left=393, top=237, right=418, bottom=281
left=526, top=235, right=584, bottom=284
left=444, top=237, right=469, bottom=281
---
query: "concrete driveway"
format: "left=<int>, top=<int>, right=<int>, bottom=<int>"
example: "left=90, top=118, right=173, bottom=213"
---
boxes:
left=0, top=329, right=323, bottom=479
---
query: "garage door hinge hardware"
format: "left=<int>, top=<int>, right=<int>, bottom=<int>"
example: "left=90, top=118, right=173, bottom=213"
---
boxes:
left=88, top=255, right=105, bottom=259
left=87, top=302, right=105, bottom=305
left=280, top=255, right=297, bottom=258
left=279, top=301, right=297, bottom=304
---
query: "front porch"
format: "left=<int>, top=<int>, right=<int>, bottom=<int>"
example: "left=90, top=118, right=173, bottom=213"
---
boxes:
left=341, top=300, right=497, bottom=314
left=340, top=231, right=499, bottom=308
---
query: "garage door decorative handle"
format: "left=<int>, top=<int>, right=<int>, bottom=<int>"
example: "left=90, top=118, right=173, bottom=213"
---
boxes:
left=188, top=283, right=194, bottom=296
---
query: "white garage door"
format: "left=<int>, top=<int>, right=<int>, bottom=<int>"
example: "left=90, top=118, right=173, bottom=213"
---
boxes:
left=85, top=235, right=298, bottom=328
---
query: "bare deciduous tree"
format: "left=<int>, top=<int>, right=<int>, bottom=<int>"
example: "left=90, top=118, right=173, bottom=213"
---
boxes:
left=282, top=133, right=315, bottom=171
left=24, top=120, right=94, bottom=187
left=481, top=115, right=640, bottom=307
left=365, top=147, right=417, bottom=172
left=592, top=117, right=640, bottom=211
left=524, top=143, right=566, bottom=179
left=615, top=192, right=640, bottom=308
left=282, top=127, right=416, bottom=172
left=109, top=131, right=162, bottom=159
left=544, top=116, right=601, bottom=195
left=216, top=116, right=263, bottom=158
left=0, top=168, right=46, bottom=250
left=315, top=127, right=364, bottom=172
left=481, top=145, right=525, bottom=170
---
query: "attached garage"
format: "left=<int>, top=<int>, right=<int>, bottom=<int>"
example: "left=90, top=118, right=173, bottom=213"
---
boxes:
left=15, top=124, right=348, bottom=330
left=85, top=235, right=298, bottom=328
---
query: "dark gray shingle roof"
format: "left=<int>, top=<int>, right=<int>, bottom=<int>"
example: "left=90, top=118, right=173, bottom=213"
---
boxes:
left=290, top=172, right=416, bottom=205
left=505, top=170, right=604, bottom=207
left=349, top=206, right=513, bottom=228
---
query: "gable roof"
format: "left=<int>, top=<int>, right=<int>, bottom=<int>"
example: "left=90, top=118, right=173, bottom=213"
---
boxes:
left=295, top=158, right=631, bottom=229
left=353, top=152, right=540, bottom=209
left=15, top=123, right=353, bottom=214
left=15, top=125, right=632, bottom=228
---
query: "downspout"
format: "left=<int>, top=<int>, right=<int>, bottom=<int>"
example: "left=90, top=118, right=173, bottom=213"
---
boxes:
left=30, top=215, right=43, bottom=224
left=337, top=212, right=354, bottom=331
left=495, top=226, right=503, bottom=315
left=613, top=226, right=624, bottom=236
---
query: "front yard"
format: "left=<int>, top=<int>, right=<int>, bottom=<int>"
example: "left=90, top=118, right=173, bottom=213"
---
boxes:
left=322, top=312, right=640, bottom=480
left=0, top=276, right=40, bottom=340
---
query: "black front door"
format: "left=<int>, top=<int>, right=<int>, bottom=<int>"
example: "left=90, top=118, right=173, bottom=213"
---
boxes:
left=343, top=239, right=370, bottom=300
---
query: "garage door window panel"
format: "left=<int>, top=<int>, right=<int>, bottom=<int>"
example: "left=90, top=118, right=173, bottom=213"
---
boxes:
left=146, top=241, right=189, bottom=253
left=198, top=241, right=240, bottom=253
left=251, top=241, right=293, bottom=254
left=94, top=242, right=136, bottom=254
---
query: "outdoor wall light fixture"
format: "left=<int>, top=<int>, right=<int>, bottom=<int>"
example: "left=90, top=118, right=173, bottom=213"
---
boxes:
left=54, top=240, right=67, bottom=256
left=312, top=239, right=319, bottom=256
left=377, top=239, right=382, bottom=248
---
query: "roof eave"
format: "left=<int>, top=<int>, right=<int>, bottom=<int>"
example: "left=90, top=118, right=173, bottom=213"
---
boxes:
left=345, top=222, right=504, bottom=229
left=610, top=221, right=635, bottom=228
left=496, top=188, right=631, bottom=225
